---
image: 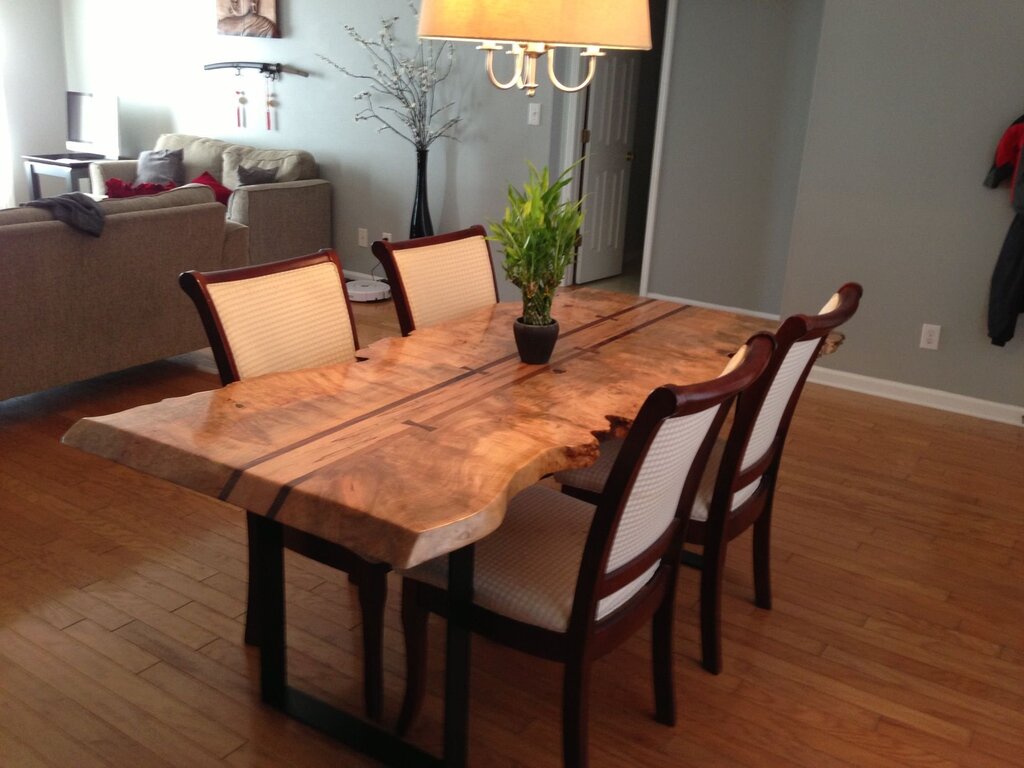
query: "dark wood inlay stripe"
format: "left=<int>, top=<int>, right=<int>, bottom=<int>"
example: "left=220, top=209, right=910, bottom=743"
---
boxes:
left=403, top=420, right=437, bottom=432
left=220, top=298, right=664, bottom=500
left=259, top=302, right=691, bottom=515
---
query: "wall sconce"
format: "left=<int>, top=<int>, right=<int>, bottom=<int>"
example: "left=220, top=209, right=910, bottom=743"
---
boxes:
left=417, top=0, right=652, bottom=97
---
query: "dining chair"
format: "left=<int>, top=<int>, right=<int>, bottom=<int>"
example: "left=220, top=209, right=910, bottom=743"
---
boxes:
left=557, top=282, right=863, bottom=674
left=179, top=249, right=390, bottom=720
left=371, top=225, right=499, bottom=336
left=396, top=333, right=775, bottom=768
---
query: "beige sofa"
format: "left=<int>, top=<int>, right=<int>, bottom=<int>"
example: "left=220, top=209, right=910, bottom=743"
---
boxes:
left=90, top=134, right=332, bottom=266
left=0, top=185, right=248, bottom=400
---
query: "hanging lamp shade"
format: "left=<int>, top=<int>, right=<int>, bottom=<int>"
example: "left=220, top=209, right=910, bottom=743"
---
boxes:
left=417, top=0, right=652, bottom=51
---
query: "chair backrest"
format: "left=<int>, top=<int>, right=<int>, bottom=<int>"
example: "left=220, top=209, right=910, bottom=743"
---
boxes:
left=179, top=249, right=359, bottom=385
left=569, top=333, right=776, bottom=632
left=714, top=282, right=863, bottom=520
left=372, top=225, right=499, bottom=336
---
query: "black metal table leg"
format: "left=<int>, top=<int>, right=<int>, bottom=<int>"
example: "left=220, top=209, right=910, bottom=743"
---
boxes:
left=250, top=513, right=286, bottom=706
left=247, top=512, right=443, bottom=767
left=444, top=545, right=474, bottom=768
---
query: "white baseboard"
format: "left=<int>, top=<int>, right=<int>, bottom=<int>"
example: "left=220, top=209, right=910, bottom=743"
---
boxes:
left=643, top=292, right=1022, bottom=426
left=808, top=367, right=1024, bottom=427
left=645, top=292, right=781, bottom=321
left=343, top=269, right=385, bottom=283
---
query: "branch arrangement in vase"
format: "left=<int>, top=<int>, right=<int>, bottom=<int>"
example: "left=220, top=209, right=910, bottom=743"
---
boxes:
left=317, top=4, right=460, bottom=151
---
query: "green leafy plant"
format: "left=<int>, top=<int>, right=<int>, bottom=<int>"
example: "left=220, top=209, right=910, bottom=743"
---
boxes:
left=490, top=162, right=584, bottom=326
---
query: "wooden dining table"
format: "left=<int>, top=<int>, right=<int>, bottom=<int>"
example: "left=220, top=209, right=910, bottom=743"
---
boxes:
left=62, top=287, right=769, bottom=767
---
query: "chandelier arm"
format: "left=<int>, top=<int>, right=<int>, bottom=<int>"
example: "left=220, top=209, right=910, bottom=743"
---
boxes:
left=483, top=45, right=524, bottom=91
left=546, top=48, right=601, bottom=93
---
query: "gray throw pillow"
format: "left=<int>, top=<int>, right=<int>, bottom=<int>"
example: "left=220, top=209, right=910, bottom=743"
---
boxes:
left=134, top=148, right=185, bottom=186
left=236, top=165, right=279, bottom=186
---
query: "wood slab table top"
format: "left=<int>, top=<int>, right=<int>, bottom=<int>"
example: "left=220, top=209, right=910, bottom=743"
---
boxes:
left=62, top=288, right=768, bottom=570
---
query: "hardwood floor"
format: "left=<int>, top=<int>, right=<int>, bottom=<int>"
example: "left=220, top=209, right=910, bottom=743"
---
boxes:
left=1, top=296, right=1022, bottom=767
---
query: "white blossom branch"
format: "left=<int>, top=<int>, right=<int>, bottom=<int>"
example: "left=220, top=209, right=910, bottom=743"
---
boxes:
left=317, top=6, right=460, bottom=151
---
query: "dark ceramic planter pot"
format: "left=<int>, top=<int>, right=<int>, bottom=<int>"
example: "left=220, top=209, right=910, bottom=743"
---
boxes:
left=513, top=317, right=559, bottom=364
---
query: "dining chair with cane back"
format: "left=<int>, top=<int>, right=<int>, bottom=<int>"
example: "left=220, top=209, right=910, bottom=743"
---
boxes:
left=372, top=225, right=499, bottom=336
left=178, top=249, right=391, bottom=720
left=396, top=333, right=775, bottom=768
left=556, top=282, right=863, bottom=674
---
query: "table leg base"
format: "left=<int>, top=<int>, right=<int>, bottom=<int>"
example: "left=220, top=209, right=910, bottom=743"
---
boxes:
left=278, top=687, right=442, bottom=767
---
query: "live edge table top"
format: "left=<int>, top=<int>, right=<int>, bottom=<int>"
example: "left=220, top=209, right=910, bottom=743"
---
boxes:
left=62, top=289, right=768, bottom=570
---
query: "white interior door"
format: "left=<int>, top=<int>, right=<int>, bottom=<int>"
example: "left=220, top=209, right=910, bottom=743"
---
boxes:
left=574, top=51, right=641, bottom=284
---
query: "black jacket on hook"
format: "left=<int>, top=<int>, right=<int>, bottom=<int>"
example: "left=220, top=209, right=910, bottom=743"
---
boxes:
left=989, top=214, right=1024, bottom=346
left=984, top=114, right=1024, bottom=345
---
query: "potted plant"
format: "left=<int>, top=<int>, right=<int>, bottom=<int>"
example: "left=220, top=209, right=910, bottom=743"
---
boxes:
left=490, top=162, right=584, bottom=364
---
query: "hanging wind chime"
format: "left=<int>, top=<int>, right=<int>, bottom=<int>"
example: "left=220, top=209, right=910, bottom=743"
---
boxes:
left=203, top=61, right=310, bottom=131
left=235, top=89, right=247, bottom=128
left=264, top=73, right=275, bottom=131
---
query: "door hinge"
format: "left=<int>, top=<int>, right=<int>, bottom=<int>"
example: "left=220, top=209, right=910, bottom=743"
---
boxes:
left=581, top=128, right=591, bottom=144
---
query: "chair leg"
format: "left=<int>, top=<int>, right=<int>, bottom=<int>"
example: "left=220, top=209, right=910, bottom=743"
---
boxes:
left=562, top=656, right=592, bottom=768
left=753, top=508, right=773, bottom=610
left=355, top=567, right=388, bottom=722
left=651, top=586, right=676, bottom=726
left=397, top=580, right=430, bottom=736
left=699, top=540, right=727, bottom=675
left=244, top=512, right=260, bottom=646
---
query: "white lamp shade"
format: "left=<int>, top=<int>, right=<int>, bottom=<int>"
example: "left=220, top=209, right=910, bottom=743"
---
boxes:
left=418, top=0, right=652, bottom=50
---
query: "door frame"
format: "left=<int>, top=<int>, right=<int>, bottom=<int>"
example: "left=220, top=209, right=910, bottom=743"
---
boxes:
left=556, top=0, right=679, bottom=297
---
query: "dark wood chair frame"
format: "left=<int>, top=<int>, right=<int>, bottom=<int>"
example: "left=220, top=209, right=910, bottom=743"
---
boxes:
left=689, top=282, right=862, bottom=674
left=563, top=283, right=862, bottom=675
left=397, top=334, right=775, bottom=768
left=371, top=225, right=500, bottom=337
left=178, top=249, right=362, bottom=385
left=179, top=250, right=390, bottom=721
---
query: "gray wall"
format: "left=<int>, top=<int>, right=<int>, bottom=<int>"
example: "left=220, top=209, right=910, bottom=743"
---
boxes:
left=1, top=0, right=69, bottom=203
left=56, top=0, right=565, bottom=285
left=784, top=0, right=1024, bottom=407
left=647, top=0, right=823, bottom=314
left=7, top=0, right=1023, bottom=409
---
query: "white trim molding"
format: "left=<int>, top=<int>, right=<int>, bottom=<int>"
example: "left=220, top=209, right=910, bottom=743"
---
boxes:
left=639, top=0, right=678, bottom=298
left=808, top=367, right=1024, bottom=427
left=343, top=269, right=382, bottom=283
left=649, top=292, right=1022, bottom=426
left=646, top=291, right=780, bottom=321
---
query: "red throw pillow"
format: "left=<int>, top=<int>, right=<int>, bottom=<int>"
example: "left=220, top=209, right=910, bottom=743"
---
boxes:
left=190, top=171, right=232, bottom=205
left=105, top=177, right=176, bottom=198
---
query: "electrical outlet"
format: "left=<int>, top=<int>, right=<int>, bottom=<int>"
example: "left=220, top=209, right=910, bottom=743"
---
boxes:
left=357, top=228, right=369, bottom=248
left=382, top=232, right=392, bottom=241
left=527, top=103, right=542, bottom=126
left=919, top=323, right=941, bottom=350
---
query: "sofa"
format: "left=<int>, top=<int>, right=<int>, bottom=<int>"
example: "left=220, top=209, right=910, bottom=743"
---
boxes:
left=0, top=184, right=248, bottom=401
left=90, top=134, right=332, bottom=266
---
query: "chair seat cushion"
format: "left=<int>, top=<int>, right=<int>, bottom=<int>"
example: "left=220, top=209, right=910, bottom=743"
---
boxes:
left=405, top=486, right=592, bottom=632
left=406, top=484, right=661, bottom=632
left=556, top=437, right=759, bottom=523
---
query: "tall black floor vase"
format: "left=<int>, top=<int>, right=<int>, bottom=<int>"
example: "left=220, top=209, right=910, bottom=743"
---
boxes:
left=409, top=148, right=434, bottom=239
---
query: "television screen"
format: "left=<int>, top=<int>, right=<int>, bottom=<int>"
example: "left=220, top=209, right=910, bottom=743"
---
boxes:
left=66, top=91, right=120, bottom=157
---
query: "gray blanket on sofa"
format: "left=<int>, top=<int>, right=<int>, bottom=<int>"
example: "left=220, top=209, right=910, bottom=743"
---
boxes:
left=24, top=192, right=105, bottom=236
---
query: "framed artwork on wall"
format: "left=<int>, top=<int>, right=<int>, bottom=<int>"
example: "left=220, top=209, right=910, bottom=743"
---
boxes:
left=217, top=0, right=279, bottom=38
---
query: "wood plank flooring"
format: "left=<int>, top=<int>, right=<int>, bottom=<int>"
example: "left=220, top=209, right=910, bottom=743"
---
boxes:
left=1, top=296, right=1022, bottom=767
